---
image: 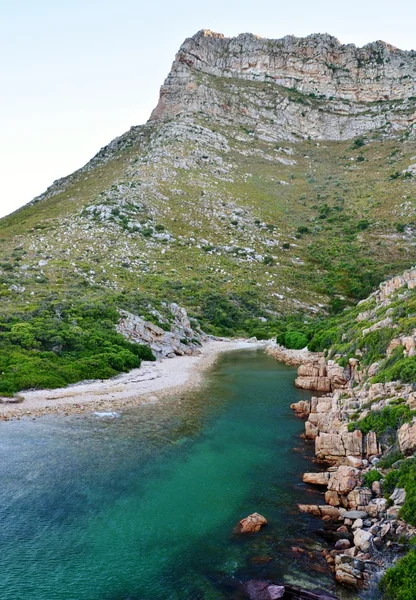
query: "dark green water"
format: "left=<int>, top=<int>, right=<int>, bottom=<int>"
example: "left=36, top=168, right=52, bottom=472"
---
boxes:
left=0, top=349, right=341, bottom=600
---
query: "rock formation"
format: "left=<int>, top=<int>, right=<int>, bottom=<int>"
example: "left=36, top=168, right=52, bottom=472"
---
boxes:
left=151, top=30, right=416, bottom=141
left=237, top=512, right=268, bottom=533
left=117, top=303, right=208, bottom=358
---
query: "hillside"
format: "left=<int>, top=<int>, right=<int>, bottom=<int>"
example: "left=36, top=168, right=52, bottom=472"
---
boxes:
left=0, top=30, right=415, bottom=394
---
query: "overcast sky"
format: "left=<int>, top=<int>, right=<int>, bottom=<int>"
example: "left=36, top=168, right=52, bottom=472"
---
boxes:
left=1, top=0, right=415, bottom=219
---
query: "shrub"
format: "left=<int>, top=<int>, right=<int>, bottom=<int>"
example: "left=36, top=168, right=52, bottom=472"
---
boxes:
left=381, top=547, right=416, bottom=600
left=374, top=356, right=416, bottom=384
left=363, top=469, right=383, bottom=488
left=348, top=405, right=416, bottom=436
left=283, top=331, right=308, bottom=350
left=383, top=458, right=416, bottom=526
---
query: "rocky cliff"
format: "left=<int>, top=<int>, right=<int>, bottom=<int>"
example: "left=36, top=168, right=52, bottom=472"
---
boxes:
left=151, top=30, right=416, bottom=141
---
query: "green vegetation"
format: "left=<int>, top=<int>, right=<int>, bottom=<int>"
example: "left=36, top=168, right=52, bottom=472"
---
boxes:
left=348, top=405, right=416, bottom=435
left=276, top=330, right=308, bottom=349
left=363, top=469, right=383, bottom=488
left=0, top=297, right=155, bottom=396
left=381, top=546, right=416, bottom=600
left=383, top=458, right=416, bottom=527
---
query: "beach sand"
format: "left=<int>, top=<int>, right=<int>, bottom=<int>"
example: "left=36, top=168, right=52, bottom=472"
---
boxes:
left=0, top=340, right=265, bottom=420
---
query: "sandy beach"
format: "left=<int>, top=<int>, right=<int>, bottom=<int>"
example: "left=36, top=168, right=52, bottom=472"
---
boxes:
left=0, top=339, right=265, bottom=420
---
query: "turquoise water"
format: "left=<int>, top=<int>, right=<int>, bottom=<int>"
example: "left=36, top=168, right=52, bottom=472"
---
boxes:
left=0, top=349, right=340, bottom=599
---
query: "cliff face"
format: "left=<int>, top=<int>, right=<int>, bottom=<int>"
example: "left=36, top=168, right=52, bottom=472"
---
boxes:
left=150, top=30, right=416, bottom=141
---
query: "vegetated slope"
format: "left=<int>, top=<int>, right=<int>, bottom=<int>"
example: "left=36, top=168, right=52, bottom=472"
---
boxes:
left=0, top=31, right=415, bottom=394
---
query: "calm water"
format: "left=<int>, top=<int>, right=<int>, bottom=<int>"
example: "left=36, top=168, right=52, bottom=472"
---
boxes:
left=0, top=349, right=343, bottom=600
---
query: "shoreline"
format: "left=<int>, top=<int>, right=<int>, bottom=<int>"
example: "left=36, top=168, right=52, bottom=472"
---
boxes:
left=0, top=339, right=265, bottom=421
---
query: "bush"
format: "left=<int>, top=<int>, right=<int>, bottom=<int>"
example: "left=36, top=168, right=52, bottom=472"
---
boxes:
left=363, top=469, right=383, bottom=488
left=0, top=298, right=155, bottom=396
left=283, top=331, right=308, bottom=350
left=348, top=405, right=416, bottom=436
left=381, top=547, right=416, bottom=600
left=383, top=458, right=416, bottom=526
left=374, top=356, right=416, bottom=384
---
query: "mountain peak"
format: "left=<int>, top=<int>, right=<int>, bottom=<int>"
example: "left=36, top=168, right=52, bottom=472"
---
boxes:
left=150, top=30, right=416, bottom=123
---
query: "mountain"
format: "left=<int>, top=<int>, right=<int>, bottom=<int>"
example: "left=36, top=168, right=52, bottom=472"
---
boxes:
left=0, top=30, right=415, bottom=393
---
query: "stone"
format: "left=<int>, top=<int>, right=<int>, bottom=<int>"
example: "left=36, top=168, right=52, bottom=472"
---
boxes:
left=390, top=488, right=406, bottom=506
left=347, top=487, right=372, bottom=509
left=352, top=518, right=363, bottom=530
left=303, top=472, right=330, bottom=486
left=342, top=510, right=368, bottom=520
left=315, top=431, right=363, bottom=463
left=328, top=466, right=359, bottom=494
left=325, top=490, right=340, bottom=507
left=245, top=581, right=285, bottom=600
left=335, top=539, right=351, bottom=550
left=347, top=456, right=364, bottom=468
left=290, top=400, right=311, bottom=417
left=353, top=529, right=373, bottom=552
left=366, top=499, right=387, bottom=518
left=237, top=512, right=267, bottom=533
left=398, top=420, right=416, bottom=455
left=267, top=586, right=285, bottom=600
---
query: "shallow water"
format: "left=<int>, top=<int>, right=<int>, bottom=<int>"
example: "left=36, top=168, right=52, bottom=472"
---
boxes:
left=0, top=349, right=346, bottom=599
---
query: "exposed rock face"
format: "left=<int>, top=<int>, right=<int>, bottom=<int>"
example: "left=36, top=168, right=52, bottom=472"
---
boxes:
left=374, top=267, right=416, bottom=304
left=398, top=419, right=416, bottom=455
left=295, top=359, right=354, bottom=392
left=150, top=30, right=416, bottom=141
left=237, top=512, right=268, bottom=533
left=117, top=303, right=207, bottom=358
left=327, top=466, right=359, bottom=495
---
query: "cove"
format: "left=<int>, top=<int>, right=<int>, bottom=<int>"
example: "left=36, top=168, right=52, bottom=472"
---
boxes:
left=0, top=349, right=344, bottom=600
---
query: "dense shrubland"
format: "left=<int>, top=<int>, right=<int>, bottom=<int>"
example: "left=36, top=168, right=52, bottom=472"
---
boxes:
left=0, top=297, right=154, bottom=396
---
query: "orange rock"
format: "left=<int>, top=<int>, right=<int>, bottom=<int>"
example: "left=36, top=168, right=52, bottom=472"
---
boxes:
left=237, top=512, right=267, bottom=533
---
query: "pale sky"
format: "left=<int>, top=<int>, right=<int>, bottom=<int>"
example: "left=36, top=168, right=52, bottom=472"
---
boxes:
left=1, top=0, right=415, bottom=219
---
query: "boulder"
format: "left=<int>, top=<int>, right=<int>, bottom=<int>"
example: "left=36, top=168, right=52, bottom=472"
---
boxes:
left=303, top=472, right=330, bottom=486
left=390, top=488, right=406, bottom=506
left=315, top=431, right=363, bottom=463
left=398, top=420, right=416, bottom=455
left=328, top=466, right=359, bottom=494
left=335, top=554, right=365, bottom=588
left=290, top=400, right=311, bottom=417
left=347, top=487, right=372, bottom=509
left=353, top=528, right=373, bottom=552
left=341, top=510, right=368, bottom=520
left=325, top=490, right=340, bottom=507
left=237, top=512, right=267, bottom=533
left=335, top=539, right=351, bottom=550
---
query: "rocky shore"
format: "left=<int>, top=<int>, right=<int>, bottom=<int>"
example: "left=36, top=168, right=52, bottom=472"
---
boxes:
left=269, top=349, right=415, bottom=593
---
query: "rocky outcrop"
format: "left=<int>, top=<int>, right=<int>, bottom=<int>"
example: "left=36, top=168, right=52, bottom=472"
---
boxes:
left=237, top=512, right=268, bottom=533
left=150, top=30, right=416, bottom=141
left=294, top=358, right=361, bottom=393
left=398, top=419, right=416, bottom=455
left=117, top=303, right=208, bottom=359
left=374, top=267, right=416, bottom=304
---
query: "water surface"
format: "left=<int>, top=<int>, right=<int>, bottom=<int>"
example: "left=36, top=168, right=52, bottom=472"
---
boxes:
left=0, top=349, right=342, bottom=599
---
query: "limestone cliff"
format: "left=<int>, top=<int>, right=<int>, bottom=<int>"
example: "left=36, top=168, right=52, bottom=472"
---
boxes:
left=150, top=30, right=416, bottom=140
